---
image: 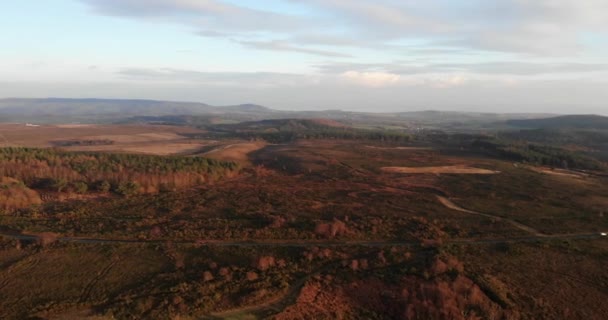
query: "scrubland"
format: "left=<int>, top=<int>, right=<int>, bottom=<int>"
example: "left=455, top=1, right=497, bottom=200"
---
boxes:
left=0, top=124, right=607, bottom=319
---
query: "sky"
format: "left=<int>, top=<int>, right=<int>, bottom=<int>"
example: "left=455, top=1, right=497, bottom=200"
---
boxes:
left=1, top=0, right=608, bottom=114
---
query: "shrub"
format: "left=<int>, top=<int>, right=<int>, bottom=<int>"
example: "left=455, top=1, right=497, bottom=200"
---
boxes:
left=116, top=181, right=140, bottom=197
left=73, top=181, right=88, bottom=194
left=97, top=180, right=111, bottom=193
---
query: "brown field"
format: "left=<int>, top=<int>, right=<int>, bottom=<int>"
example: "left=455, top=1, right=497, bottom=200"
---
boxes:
left=528, top=166, right=588, bottom=179
left=64, top=141, right=209, bottom=156
left=74, top=132, right=185, bottom=143
left=381, top=165, right=500, bottom=174
left=0, top=123, right=220, bottom=156
left=0, top=123, right=202, bottom=147
left=54, top=124, right=96, bottom=128
left=365, top=145, right=431, bottom=150
left=202, top=141, right=267, bottom=164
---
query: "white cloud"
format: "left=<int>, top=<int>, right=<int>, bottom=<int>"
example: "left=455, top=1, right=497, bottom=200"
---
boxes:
left=8, top=1, right=608, bottom=113
left=117, top=68, right=314, bottom=87
left=80, top=0, right=608, bottom=57
left=341, top=71, right=401, bottom=87
left=318, top=61, right=608, bottom=76
left=236, top=40, right=352, bottom=58
left=430, top=75, right=469, bottom=88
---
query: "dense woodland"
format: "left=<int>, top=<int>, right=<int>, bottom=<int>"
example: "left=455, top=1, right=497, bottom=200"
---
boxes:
left=470, top=138, right=606, bottom=171
left=506, top=114, right=608, bottom=130
left=204, top=119, right=412, bottom=143
left=422, top=132, right=607, bottom=171
left=232, top=128, right=412, bottom=143
left=0, top=147, right=239, bottom=196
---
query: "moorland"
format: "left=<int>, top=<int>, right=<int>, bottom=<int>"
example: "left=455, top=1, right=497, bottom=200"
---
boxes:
left=0, top=99, right=607, bottom=319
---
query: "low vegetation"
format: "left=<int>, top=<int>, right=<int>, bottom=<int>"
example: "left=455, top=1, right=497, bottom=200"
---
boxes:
left=0, top=116, right=607, bottom=319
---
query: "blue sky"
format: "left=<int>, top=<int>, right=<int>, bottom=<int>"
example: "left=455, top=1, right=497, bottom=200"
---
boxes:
left=1, top=0, right=608, bottom=113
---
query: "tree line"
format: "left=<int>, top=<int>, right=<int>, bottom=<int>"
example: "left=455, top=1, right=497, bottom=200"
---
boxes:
left=471, top=139, right=605, bottom=171
left=0, top=147, right=240, bottom=195
left=231, top=128, right=412, bottom=143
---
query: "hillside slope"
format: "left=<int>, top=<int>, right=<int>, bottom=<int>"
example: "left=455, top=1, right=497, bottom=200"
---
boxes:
left=507, top=115, right=608, bottom=129
left=0, top=98, right=274, bottom=117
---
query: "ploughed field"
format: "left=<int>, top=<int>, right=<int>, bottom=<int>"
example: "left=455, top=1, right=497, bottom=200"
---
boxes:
left=0, top=129, right=607, bottom=319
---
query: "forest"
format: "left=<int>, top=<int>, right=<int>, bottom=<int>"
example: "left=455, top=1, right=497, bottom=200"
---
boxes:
left=203, top=119, right=412, bottom=143
left=0, top=147, right=239, bottom=196
left=469, top=138, right=606, bottom=171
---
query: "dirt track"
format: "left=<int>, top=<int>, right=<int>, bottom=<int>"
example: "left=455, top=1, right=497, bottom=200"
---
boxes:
left=1, top=232, right=603, bottom=247
left=382, top=166, right=500, bottom=175
left=436, top=196, right=547, bottom=236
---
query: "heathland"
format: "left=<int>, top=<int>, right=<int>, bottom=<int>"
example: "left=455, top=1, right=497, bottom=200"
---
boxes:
left=0, top=100, right=607, bottom=319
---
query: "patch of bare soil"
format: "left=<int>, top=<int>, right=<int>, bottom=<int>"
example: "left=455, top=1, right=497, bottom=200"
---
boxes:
left=120, top=143, right=207, bottom=155
left=365, top=145, right=431, bottom=150
left=528, top=166, right=588, bottom=179
left=382, top=165, right=499, bottom=175
left=54, top=124, right=95, bottom=128
left=203, top=141, right=267, bottom=164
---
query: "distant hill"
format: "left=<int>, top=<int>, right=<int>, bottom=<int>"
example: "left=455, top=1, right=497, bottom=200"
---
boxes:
left=0, top=98, right=557, bottom=128
left=214, top=118, right=349, bottom=133
left=506, top=115, right=608, bottom=130
left=395, top=110, right=555, bottom=123
left=0, top=98, right=275, bottom=119
left=220, top=104, right=271, bottom=113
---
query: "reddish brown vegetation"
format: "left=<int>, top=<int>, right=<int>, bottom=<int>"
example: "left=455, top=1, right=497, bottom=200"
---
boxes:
left=276, top=256, right=515, bottom=320
left=0, top=177, right=42, bottom=211
left=246, top=271, right=259, bottom=281
left=314, top=219, right=348, bottom=238
left=219, top=267, right=232, bottom=280
left=269, top=216, right=287, bottom=228
left=202, top=271, right=214, bottom=282
left=399, top=275, right=509, bottom=320
left=35, top=232, right=59, bottom=247
left=254, top=256, right=276, bottom=271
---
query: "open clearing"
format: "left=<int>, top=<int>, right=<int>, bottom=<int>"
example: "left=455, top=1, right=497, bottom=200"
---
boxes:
left=381, top=165, right=499, bottom=174
left=64, top=141, right=209, bottom=155
left=0, top=123, right=215, bottom=156
left=0, top=123, right=203, bottom=147
left=74, top=132, right=185, bottom=143
left=118, top=143, right=206, bottom=155
left=528, top=166, right=588, bottom=179
left=364, top=145, right=431, bottom=150
left=203, top=141, right=267, bottom=164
